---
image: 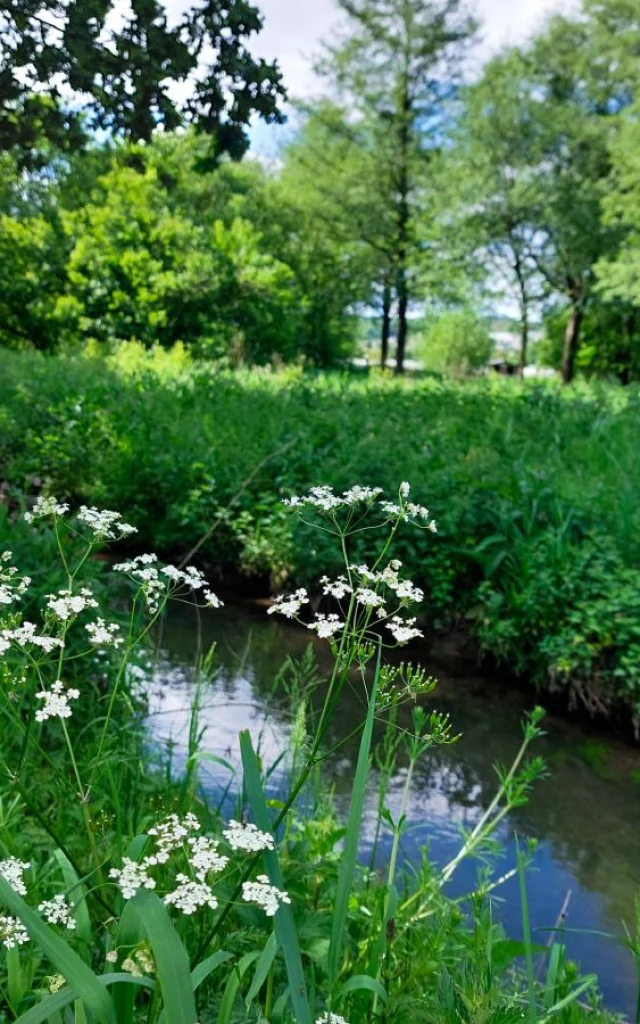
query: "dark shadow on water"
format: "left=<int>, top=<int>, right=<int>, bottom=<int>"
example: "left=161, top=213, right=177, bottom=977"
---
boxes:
left=145, top=601, right=640, bottom=1016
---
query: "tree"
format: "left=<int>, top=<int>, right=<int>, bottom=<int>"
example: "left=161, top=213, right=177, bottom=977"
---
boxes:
left=316, top=0, right=477, bottom=373
left=279, top=103, right=396, bottom=366
left=0, top=0, right=285, bottom=164
left=442, top=51, right=547, bottom=373
left=595, top=102, right=640, bottom=307
left=419, top=309, right=492, bottom=375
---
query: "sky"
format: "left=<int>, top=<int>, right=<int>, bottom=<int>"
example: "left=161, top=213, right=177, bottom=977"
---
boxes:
left=246, top=0, right=577, bottom=153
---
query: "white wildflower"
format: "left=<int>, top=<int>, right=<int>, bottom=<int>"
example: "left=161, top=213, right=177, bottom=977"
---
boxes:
left=0, top=557, right=30, bottom=606
left=0, top=857, right=30, bottom=895
left=267, top=588, right=309, bottom=619
left=355, top=587, right=385, bottom=609
left=349, top=564, right=376, bottom=581
left=1, top=621, right=65, bottom=653
left=342, top=485, right=383, bottom=504
left=35, top=680, right=80, bottom=722
left=85, top=619, right=123, bottom=648
left=308, top=614, right=344, bottom=639
left=320, top=576, right=352, bottom=600
left=204, top=590, right=223, bottom=608
left=77, top=506, right=137, bottom=539
left=386, top=616, right=424, bottom=645
left=105, top=950, right=118, bottom=964
left=399, top=482, right=411, bottom=498
left=38, top=895, right=75, bottom=930
left=380, top=497, right=437, bottom=530
left=146, top=813, right=201, bottom=864
left=316, top=1015, right=350, bottom=1024
left=48, top=974, right=66, bottom=993
left=284, top=485, right=382, bottom=511
left=187, top=836, right=229, bottom=879
left=47, top=588, right=98, bottom=620
left=394, top=580, right=424, bottom=603
left=223, top=820, right=274, bottom=853
left=109, top=858, right=156, bottom=900
left=0, top=916, right=29, bottom=949
left=164, top=874, right=218, bottom=915
left=24, top=496, right=69, bottom=522
left=241, top=874, right=291, bottom=917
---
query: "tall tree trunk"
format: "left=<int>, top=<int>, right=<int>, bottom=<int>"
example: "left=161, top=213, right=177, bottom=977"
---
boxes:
left=394, top=83, right=410, bottom=376
left=380, top=281, right=391, bottom=369
left=561, top=303, right=582, bottom=384
left=514, top=255, right=528, bottom=376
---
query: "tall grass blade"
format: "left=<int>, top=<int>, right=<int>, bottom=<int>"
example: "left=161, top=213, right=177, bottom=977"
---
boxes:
left=246, top=931, right=278, bottom=1008
left=240, top=729, right=312, bottom=1024
left=192, top=950, right=233, bottom=991
left=52, top=851, right=92, bottom=955
left=0, top=876, right=116, bottom=1024
left=124, top=889, right=197, bottom=1023
left=516, top=837, right=538, bottom=1024
left=328, top=648, right=381, bottom=991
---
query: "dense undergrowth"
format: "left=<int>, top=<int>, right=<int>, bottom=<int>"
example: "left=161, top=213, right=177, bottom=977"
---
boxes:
left=0, top=485, right=624, bottom=1022
left=1, top=347, right=639, bottom=728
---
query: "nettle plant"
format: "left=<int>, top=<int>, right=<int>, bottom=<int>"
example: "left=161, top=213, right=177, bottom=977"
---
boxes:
left=0, top=485, right=553, bottom=1023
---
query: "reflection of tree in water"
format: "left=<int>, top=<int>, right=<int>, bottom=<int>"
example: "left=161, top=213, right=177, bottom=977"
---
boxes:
left=157, top=602, right=640, bottom=936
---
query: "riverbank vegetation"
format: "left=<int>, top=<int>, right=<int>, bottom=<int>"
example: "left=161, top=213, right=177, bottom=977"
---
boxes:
left=0, top=486, right=624, bottom=1021
left=0, top=349, right=639, bottom=731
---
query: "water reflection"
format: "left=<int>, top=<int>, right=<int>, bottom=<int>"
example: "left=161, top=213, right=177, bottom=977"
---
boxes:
left=146, top=602, right=640, bottom=1015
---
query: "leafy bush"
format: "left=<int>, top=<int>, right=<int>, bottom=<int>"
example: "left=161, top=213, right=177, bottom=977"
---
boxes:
left=419, top=310, right=493, bottom=375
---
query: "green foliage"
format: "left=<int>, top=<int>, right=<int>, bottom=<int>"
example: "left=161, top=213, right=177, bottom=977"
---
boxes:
left=1, top=352, right=640, bottom=725
left=419, top=310, right=493, bottom=376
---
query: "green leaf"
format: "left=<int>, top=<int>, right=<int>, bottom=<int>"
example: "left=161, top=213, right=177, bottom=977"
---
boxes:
left=124, top=890, right=197, bottom=1023
left=336, top=974, right=388, bottom=1002
left=0, top=876, right=116, bottom=1024
left=192, top=950, right=233, bottom=992
left=217, top=951, right=260, bottom=1024
left=328, top=647, right=381, bottom=990
left=539, top=976, right=598, bottom=1022
left=52, top=850, right=92, bottom=954
left=186, top=752, right=236, bottom=776
left=240, top=730, right=312, bottom=1024
left=246, top=931, right=278, bottom=1007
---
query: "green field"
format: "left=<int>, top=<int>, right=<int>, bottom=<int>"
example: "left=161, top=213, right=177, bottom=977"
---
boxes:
left=2, top=348, right=639, bottom=726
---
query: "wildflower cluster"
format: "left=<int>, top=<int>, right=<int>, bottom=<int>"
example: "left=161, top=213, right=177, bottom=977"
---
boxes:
left=47, top=588, right=98, bottom=620
left=112, top=554, right=222, bottom=614
left=24, top=496, right=70, bottom=522
left=38, top=895, right=75, bottom=930
left=0, top=916, right=28, bottom=949
left=0, top=621, right=65, bottom=656
left=316, top=1015, right=350, bottom=1024
left=85, top=618, right=123, bottom=648
left=108, top=814, right=285, bottom=921
left=241, top=874, right=291, bottom=916
left=283, top=481, right=436, bottom=531
left=0, top=551, right=30, bottom=607
left=76, top=506, right=138, bottom=539
left=35, top=680, right=80, bottom=721
left=0, top=857, right=30, bottom=895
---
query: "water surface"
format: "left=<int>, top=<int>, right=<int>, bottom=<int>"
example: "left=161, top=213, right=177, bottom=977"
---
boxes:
left=146, top=602, right=640, bottom=1016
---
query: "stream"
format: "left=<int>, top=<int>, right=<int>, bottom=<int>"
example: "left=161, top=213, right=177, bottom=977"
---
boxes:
left=145, top=601, right=640, bottom=1016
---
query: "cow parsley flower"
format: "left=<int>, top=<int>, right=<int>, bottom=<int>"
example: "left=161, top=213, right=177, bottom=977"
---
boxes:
left=204, top=590, right=223, bottom=608
left=399, top=481, right=411, bottom=498
left=24, top=496, right=69, bottom=522
left=223, top=820, right=274, bottom=853
left=0, top=916, right=29, bottom=949
left=105, top=950, right=118, bottom=964
left=77, top=506, right=137, bottom=539
left=1, top=622, right=65, bottom=653
left=284, top=485, right=382, bottom=512
left=394, top=580, right=424, bottom=602
left=47, top=588, right=98, bottom=620
left=0, top=555, right=30, bottom=606
left=386, top=616, right=424, bottom=645
left=355, top=587, right=385, bottom=609
left=146, top=813, right=201, bottom=864
left=39, top=895, right=75, bottom=930
left=241, top=875, right=291, bottom=917
left=316, top=1015, right=350, bottom=1024
left=164, top=874, right=218, bottom=914
left=308, top=614, right=344, bottom=639
left=321, top=576, right=352, bottom=600
left=85, top=619, right=123, bottom=648
left=109, top=858, right=156, bottom=900
left=35, top=680, right=80, bottom=721
left=0, top=857, right=30, bottom=895
left=187, top=836, right=229, bottom=879
left=267, top=588, right=309, bottom=619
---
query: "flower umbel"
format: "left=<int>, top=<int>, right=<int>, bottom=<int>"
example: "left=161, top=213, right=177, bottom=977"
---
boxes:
left=223, top=820, right=274, bottom=853
left=35, top=680, right=80, bottom=722
left=241, top=874, right=291, bottom=917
